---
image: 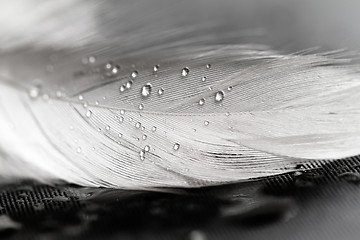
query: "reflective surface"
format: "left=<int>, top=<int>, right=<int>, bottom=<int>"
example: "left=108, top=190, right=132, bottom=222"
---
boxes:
left=1, top=156, right=360, bottom=239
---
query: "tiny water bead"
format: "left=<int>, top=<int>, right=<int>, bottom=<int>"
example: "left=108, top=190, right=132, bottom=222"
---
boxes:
left=201, top=76, right=207, bottom=82
left=144, top=145, right=150, bottom=152
left=105, top=61, right=113, bottom=70
left=56, top=91, right=63, bottom=98
left=88, top=56, right=96, bottom=64
left=76, top=147, right=82, bottom=153
left=173, top=143, right=180, bottom=151
left=225, top=112, right=230, bottom=117
left=119, top=85, right=126, bottom=92
left=153, top=64, right=160, bottom=72
left=139, top=150, right=145, bottom=161
left=85, top=110, right=92, bottom=118
left=138, top=104, right=144, bottom=110
left=198, top=98, right=205, bottom=106
left=215, top=91, right=225, bottom=102
left=135, top=122, right=141, bottom=129
left=158, top=88, right=164, bottom=96
left=142, top=134, right=147, bottom=140
left=78, top=95, right=84, bottom=101
left=131, top=70, right=138, bottom=79
left=151, top=126, right=157, bottom=132
left=119, top=116, right=124, bottom=122
left=227, top=86, right=233, bottom=91
left=204, top=120, right=209, bottom=126
left=105, top=125, right=110, bottom=131
left=181, top=67, right=189, bottom=77
left=141, top=84, right=152, bottom=97
left=206, top=64, right=211, bottom=69
left=118, top=133, right=123, bottom=138
left=111, top=65, right=120, bottom=74
left=120, top=109, right=125, bottom=115
left=126, top=81, right=133, bottom=89
left=28, top=87, right=40, bottom=99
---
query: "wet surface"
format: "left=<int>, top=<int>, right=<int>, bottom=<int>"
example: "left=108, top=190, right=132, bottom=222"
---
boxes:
left=1, top=157, right=360, bottom=239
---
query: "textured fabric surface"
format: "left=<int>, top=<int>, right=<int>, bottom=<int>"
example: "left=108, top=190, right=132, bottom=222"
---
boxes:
left=1, top=156, right=360, bottom=239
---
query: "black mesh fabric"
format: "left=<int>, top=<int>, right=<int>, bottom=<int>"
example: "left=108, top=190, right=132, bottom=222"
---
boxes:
left=1, top=156, right=360, bottom=240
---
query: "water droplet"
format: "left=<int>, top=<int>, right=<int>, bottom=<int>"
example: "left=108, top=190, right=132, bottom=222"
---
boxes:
left=142, top=134, right=147, bottom=140
left=144, top=145, right=150, bottom=152
left=206, top=64, right=211, bottom=69
left=112, top=65, right=120, bottom=74
left=131, top=70, right=138, bottom=79
left=83, top=101, right=88, bottom=108
left=76, top=147, right=82, bottom=153
left=153, top=64, right=160, bottom=72
left=201, top=76, right=207, bottom=82
left=85, top=110, right=92, bottom=118
left=119, top=85, right=126, bottom=92
left=215, top=91, right=224, bottom=102
left=88, top=56, right=96, bottom=64
left=138, top=104, right=144, bottom=110
left=135, top=122, right=141, bottom=129
left=120, top=109, right=125, bottom=115
left=97, top=128, right=101, bottom=132
left=227, top=86, right=233, bottom=91
left=126, top=81, right=133, bottom=89
left=141, top=126, right=145, bottom=131
left=151, top=126, right=157, bottom=132
left=139, top=150, right=145, bottom=161
left=105, top=61, right=113, bottom=70
left=118, top=133, right=123, bottom=138
left=158, top=88, right=164, bottom=96
left=198, top=98, right=205, bottom=106
left=29, top=87, right=40, bottom=99
left=204, top=120, right=209, bottom=126
left=95, top=101, right=99, bottom=105
left=173, top=143, right=180, bottom=151
left=225, top=112, right=230, bottom=117
left=105, top=125, right=110, bottom=131
left=78, top=95, right=84, bottom=101
left=129, top=117, right=133, bottom=122
left=56, top=91, right=63, bottom=98
left=141, top=83, right=152, bottom=97
left=119, top=116, right=124, bottom=122
left=181, top=67, right=189, bottom=76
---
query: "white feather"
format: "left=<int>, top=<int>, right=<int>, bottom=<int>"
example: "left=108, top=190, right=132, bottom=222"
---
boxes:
left=0, top=0, right=360, bottom=189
